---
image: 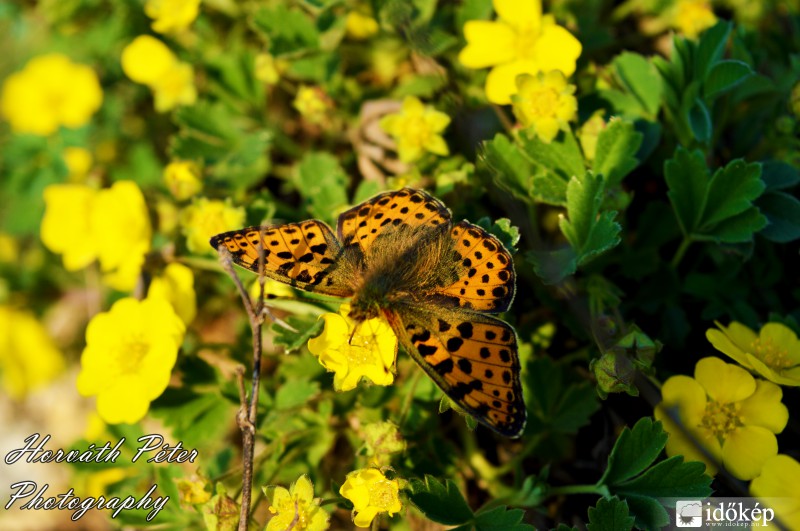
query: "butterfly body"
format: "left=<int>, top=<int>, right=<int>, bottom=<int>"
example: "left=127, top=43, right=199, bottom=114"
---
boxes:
left=211, top=188, right=526, bottom=437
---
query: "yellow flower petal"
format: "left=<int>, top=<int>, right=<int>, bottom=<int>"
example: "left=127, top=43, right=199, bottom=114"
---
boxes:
left=121, top=35, right=177, bottom=85
left=485, top=60, right=538, bottom=104
left=292, top=475, right=315, bottom=502
left=96, top=375, right=152, bottom=424
left=534, top=117, right=560, bottom=143
left=706, top=326, right=754, bottom=368
left=353, top=506, right=380, bottom=528
left=760, top=322, right=800, bottom=364
left=695, top=356, right=755, bottom=404
left=41, top=184, right=98, bottom=270
left=532, top=24, right=582, bottom=76
left=750, top=455, right=800, bottom=529
left=660, top=374, right=707, bottom=424
left=738, top=380, right=788, bottom=433
left=722, top=426, right=778, bottom=480
left=493, top=0, right=542, bottom=31
left=459, top=21, right=517, bottom=69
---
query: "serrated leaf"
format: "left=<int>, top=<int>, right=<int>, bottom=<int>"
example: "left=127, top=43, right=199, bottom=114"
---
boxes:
left=703, top=60, right=753, bottom=100
left=758, top=191, right=800, bottom=243
left=520, top=130, right=585, bottom=182
left=587, top=497, right=635, bottom=531
left=531, top=171, right=568, bottom=206
left=698, top=206, right=767, bottom=243
left=477, top=217, right=520, bottom=253
left=694, top=21, right=731, bottom=79
left=702, top=160, right=764, bottom=228
left=474, top=506, right=535, bottom=530
left=251, top=5, right=319, bottom=55
left=295, top=152, right=349, bottom=224
left=524, top=358, right=599, bottom=435
left=275, top=380, right=320, bottom=410
left=559, top=173, right=622, bottom=266
left=592, top=119, right=644, bottom=186
left=598, top=418, right=668, bottom=486
left=687, top=99, right=711, bottom=142
left=272, top=316, right=324, bottom=353
left=612, top=456, right=713, bottom=500
left=407, top=476, right=474, bottom=525
left=622, top=493, right=670, bottom=530
left=613, top=52, right=662, bottom=117
left=481, top=133, right=533, bottom=200
left=665, top=147, right=709, bottom=235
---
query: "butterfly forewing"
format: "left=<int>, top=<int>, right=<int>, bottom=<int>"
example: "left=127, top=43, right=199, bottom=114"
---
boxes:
left=391, top=305, right=526, bottom=438
left=210, top=220, right=354, bottom=297
left=337, top=188, right=451, bottom=256
left=430, top=221, right=515, bottom=312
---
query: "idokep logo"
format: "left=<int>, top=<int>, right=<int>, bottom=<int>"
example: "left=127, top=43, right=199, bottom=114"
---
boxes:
left=675, top=500, right=703, bottom=527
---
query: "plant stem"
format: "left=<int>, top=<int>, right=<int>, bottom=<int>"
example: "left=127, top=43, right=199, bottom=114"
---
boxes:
left=670, top=236, right=692, bottom=269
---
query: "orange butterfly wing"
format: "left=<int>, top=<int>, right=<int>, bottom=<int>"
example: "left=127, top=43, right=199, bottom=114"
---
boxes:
left=210, top=220, right=354, bottom=297
left=337, top=188, right=451, bottom=256
left=430, top=221, right=516, bottom=313
left=390, top=305, right=526, bottom=437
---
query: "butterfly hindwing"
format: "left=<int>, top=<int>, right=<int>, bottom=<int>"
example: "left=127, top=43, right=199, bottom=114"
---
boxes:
left=430, top=221, right=515, bottom=312
left=391, top=305, right=526, bottom=437
left=210, top=220, right=354, bottom=297
left=337, top=188, right=451, bottom=256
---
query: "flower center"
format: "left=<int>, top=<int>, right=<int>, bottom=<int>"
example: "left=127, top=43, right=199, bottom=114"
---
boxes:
left=345, top=326, right=377, bottom=367
left=400, top=116, right=429, bottom=146
left=368, top=478, right=397, bottom=510
left=119, top=334, right=149, bottom=373
left=272, top=498, right=311, bottom=529
left=751, top=338, right=792, bottom=369
left=700, top=400, right=742, bottom=439
left=524, top=89, right=559, bottom=118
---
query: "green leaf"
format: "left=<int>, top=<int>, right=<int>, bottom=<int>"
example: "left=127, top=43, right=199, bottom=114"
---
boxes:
left=272, top=316, right=324, bottom=353
left=702, top=160, right=764, bottom=228
left=612, top=455, right=713, bottom=499
left=524, top=358, right=599, bottom=435
left=151, top=390, right=234, bottom=451
left=559, top=173, right=622, bottom=267
left=473, top=506, right=535, bottom=531
left=476, top=217, right=520, bottom=253
left=612, top=52, right=663, bottom=117
left=531, top=171, right=569, bottom=206
left=295, top=152, right=349, bottom=224
left=407, top=476, right=474, bottom=525
left=758, top=191, right=800, bottom=243
left=598, top=418, right=668, bottom=486
left=693, top=21, right=731, bottom=79
left=621, top=494, right=670, bottom=531
left=587, top=497, right=635, bottom=531
left=687, top=99, right=711, bottom=142
left=592, top=119, right=643, bottom=186
left=703, top=60, right=753, bottom=100
left=275, top=380, right=320, bottom=410
left=699, top=206, right=767, bottom=243
left=761, top=160, right=800, bottom=192
left=481, top=133, right=533, bottom=201
left=251, top=4, right=319, bottom=55
left=526, top=247, right=577, bottom=285
left=520, top=130, right=585, bottom=182
left=665, top=147, right=709, bottom=235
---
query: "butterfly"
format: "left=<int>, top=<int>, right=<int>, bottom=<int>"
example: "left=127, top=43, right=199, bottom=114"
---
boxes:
left=210, top=188, right=526, bottom=438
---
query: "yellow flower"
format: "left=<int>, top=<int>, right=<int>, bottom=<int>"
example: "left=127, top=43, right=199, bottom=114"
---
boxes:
left=254, top=53, right=282, bottom=86
left=0, top=233, right=18, bottom=263
left=293, top=85, right=332, bottom=125
left=177, top=476, right=212, bottom=505
left=148, top=263, right=197, bottom=325
left=180, top=197, right=246, bottom=254
left=0, top=306, right=65, bottom=399
left=512, top=70, right=577, bottom=143
left=654, top=357, right=788, bottom=480
left=363, top=422, right=406, bottom=461
left=63, top=147, right=93, bottom=181
left=151, top=62, right=197, bottom=112
left=144, top=0, right=202, bottom=34
left=121, top=35, right=178, bottom=85
left=707, top=321, right=800, bottom=386
left=0, top=53, right=102, bottom=135
left=379, top=96, right=450, bottom=163
left=164, top=160, right=203, bottom=200
left=82, top=468, right=130, bottom=499
left=673, top=0, right=717, bottom=39
left=339, top=468, right=402, bottom=528
left=307, top=304, right=397, bottom=392
left=750, top=455, right=800, bottom=530
left=76, top=297, right=185, bottom=424
left=264, top=475, right=329, bottom=531
left=41, top=184, right=99, bottom=271
left=346, top=11, right=380, bottom=40
left=121, top=36, right=196, bottom=112
left=458, top=0, right=582, bottom=104
left=90, top=181, right=152, bottom=291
